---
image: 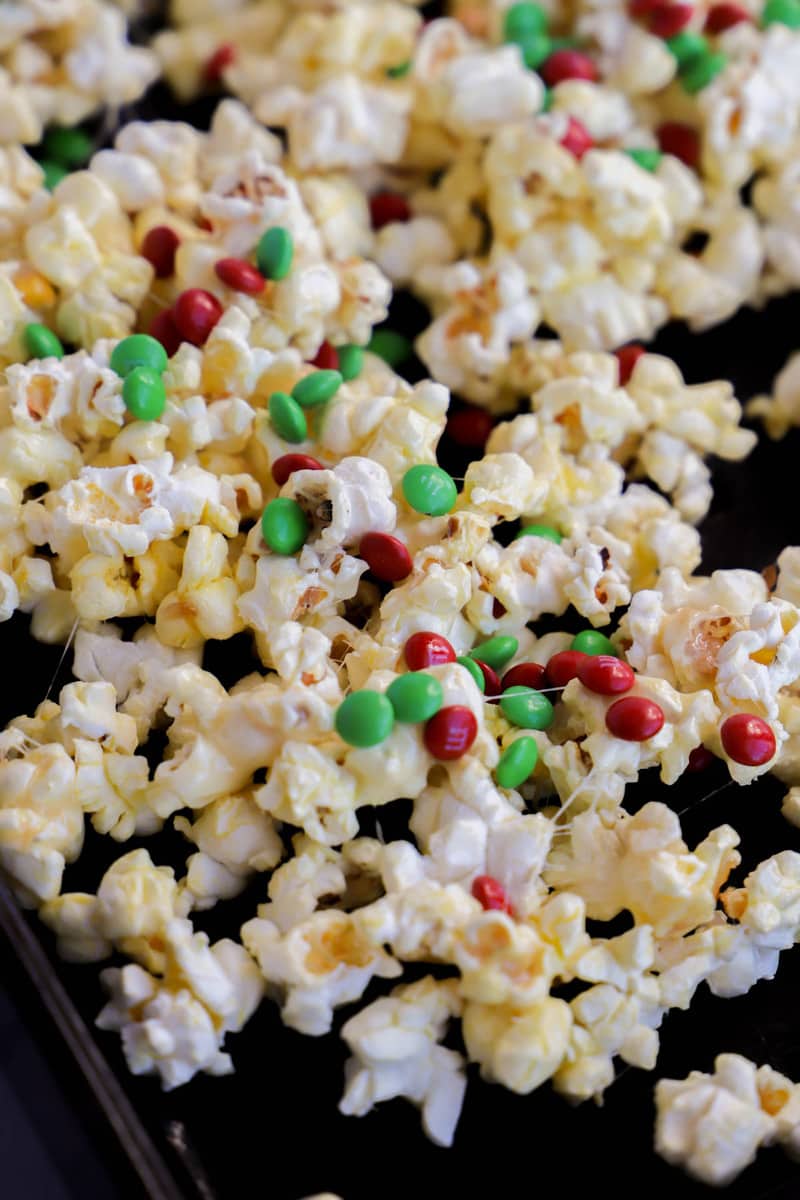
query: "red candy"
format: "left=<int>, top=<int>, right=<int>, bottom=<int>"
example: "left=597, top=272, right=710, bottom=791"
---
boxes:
left=424, top=705, right=478, bottom=760
left=657, top=122, right=700, bottom=169
left=141, top=226, right=179, bottom=278
left=647, top=3, right=693, bottom=36
left=704, top=1, right=750, bottom=31
left=502, top=662, right=546, bottom=692
left=173, top=288, right=223, bottom=346
left=541, top=50, right=598, bottom=86
left=148, top=308, right=181, bottom=357
left=472, top=875, right=513, bottom=914
left=545, top=650, right=588, bottom=688
left=204, top=43, right=236, bottom=83
left=473, top=659, right=502, bottom=699
left=577, top=654, right=636, bottom=696
left=369, top=191, right=411, bottom=230
left=404, top=631, right=456, bottom=671
left=615, top=343, right=645, bottom=385
left=271, top=453, right=324, bottom=486
left=359, top=532, right=413, bottom=583
left=606, top=696, right=665, bottom=741
left=687, top=745, right=715, bottom=772
left=720, top=713, right=776, bottom=766
left=446, top=406, right=494, bottom=448
left=309, top=341, right=340, bottom=371
left=214, top=257, right=266, bottom=295
left=560, top=116, right=594, bottom=160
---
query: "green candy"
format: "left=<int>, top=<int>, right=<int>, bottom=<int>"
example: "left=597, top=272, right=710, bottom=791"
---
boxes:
left=496, top=737, right=539, bottom=789
left=269, top=391, right=308, bottom=443
left=515, top=523, right=562, bottom=544
left=110, top=333, right=168, bottom=379
left=42, top=126, right=93, bottom=167
left=520, top=33, right=552, bottom=69
left=500, top=685, right=554, bottom=730
left=336, top=344, right=364, bottom=381
left=41, top=161, right=68, bottom=192
left=292, top=369, right=343, bottom=408
left=680, top=51, right=728, bottom=93
left=23, top=322, right=63, bottom=360
left=504, top=2, right=548, bottom=40
left=122, top=367, right=166, bottom=421
left=256, top=227, right=294, bottom=280
left=469, top=635, right=519, bottom=670
left=626, top=148, right=662, bottom=173
left=367, top=328, right=412, bottom=368
left=387, top=673, right=443, bottom=723
left=386, top=60, right=411, bottom=78
left=456, top=656, right=485, bottom=692
left=335, top=690, right=395, bottom=748
left=762, top=0, right=800, bottom=25
left=402, top=464, right=457, bottom=516
left=541, top=87, right=554, bottom=112
left=571, top=629, right=617, bottom=656
left=568, top=628, right=618, bottom=657
left=665, top=31, right=708, bottom=68
left=261, top=497, right=308, bottom=555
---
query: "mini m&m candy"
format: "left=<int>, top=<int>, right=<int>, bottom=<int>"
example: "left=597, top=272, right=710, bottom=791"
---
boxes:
left=359, top=533, right=413, bottom=582
left=261, top=498, right=309, bottom=555
left=472, top=875, right=514, bottom=913
left=606, top=696, right=665, bottom=741
left=495, top=737, right=539, bottom=789
left=336, top=690, right=395, bottom=747
left=386, top=673, right=443, bottom=723
left=402, top=465, right=457, bottom=516
left=720, top=714, right=776, bottom=766
left=405, top=632, right=456, bottom=670
left=122, top=367, right=166, bottom=421
left=424, top=705, right=478, bottom=760
left=256, top=227, right=294, bottom=280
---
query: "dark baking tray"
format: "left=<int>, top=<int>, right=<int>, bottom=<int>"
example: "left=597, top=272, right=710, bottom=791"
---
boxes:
left=4, top=3, right=800, bottom=1190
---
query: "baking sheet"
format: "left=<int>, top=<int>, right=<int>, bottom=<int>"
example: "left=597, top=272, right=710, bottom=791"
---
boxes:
left=4, top=1, right=800, bottom=1191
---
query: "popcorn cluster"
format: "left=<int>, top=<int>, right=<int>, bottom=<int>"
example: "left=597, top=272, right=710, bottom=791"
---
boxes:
left=3, top=0, right=800, bottom=1190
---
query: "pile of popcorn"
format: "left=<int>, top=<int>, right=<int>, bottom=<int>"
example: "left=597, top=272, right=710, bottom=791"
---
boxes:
left=4, top=0, right=800, bottom=1189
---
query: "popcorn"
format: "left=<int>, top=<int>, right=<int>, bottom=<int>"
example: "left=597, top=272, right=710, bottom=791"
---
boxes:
left=176, top=791, right=283, bottom=910
left=283, top=456, right=396, bottom=552
left=544, top=803, right=740, bottom=937
left=241, top=909, right=401, bottom=1036
left=96, top=917, right=264, bottom=1088
left=156, top=525, right=243, bottom=648
left=40, top=848, right=189, bottom=963
left=339, top=976, right=466, bottom=1148
left=0, top=2, right=158, bottom=147
left=463, top=995, right=572, bottom=1094
left=655, top=1054, right=800, bottom=1186
left=45, top=453, right=241, bottom=559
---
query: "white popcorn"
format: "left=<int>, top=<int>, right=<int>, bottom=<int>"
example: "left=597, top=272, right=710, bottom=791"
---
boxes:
left=259, top=76, right=411, bottom=172
left=655, top=1054, right=800, bottom=1186
left=283, top=456, right=396, bottom=552
left=339, top=976, right=466, bottom=1148
left=545, top=803, right=740, bottom=937
left=96, top=918, right=264, bottom=1089
left=241, top=909, right=401, bottom=1036
left=47, top=454, right=240, bottom=558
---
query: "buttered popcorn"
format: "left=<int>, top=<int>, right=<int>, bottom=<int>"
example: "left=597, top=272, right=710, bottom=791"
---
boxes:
left=4, top=0, right=800, bottom=1190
